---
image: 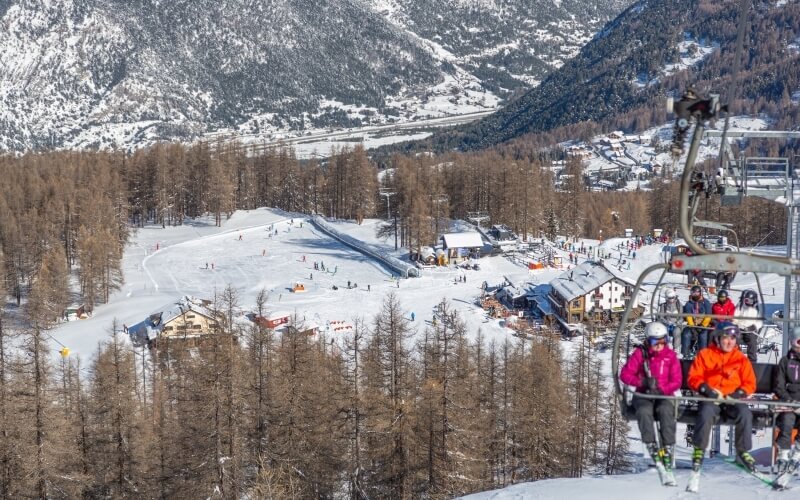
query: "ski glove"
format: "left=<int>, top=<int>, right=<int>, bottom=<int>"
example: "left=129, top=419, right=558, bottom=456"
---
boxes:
left=698, top=383, right=721, bottom=399
left=645, top=377, right=660, bottom=394
left=729, top=388, right=747, bottom=399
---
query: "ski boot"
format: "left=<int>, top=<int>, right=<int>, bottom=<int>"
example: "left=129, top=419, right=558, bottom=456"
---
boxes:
left=737, top=451, right=757, bottom=473
left=659, top=447, right=673, bottom=470
left=692, top=447, right=704, bottom=472
left=646, top=443, right=660, bottom=464
left=776, top=448, right=791, bottom=474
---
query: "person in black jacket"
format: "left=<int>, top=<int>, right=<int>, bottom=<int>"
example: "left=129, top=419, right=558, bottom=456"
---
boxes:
left=773, top=327, right=800, bottom=464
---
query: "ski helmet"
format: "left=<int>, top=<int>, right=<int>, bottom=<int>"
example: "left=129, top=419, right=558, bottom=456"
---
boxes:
left=717, top=289, right=729, bottom=301
left=741, top=289, right=758, bottom=308
left=713, top=321, right=740, bottom=345
left=645, top=321, right=669, bottom=340
left=791, top=327, right=800, bottom=350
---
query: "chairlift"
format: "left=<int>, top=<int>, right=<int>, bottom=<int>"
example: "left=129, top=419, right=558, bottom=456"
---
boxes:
left=612, top=87, right=800, bottom=429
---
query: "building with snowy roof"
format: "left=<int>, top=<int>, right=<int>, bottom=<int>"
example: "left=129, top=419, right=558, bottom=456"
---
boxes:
left=127, top=296, right=225, bottom=347
left=548, top=261, right=640, bottom=329
left=441, top=232, right=485, bottom=262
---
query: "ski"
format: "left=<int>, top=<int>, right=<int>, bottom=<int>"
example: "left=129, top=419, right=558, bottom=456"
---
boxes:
left=654, top=462, right=677, bottom=487
left=723, top=458, right=775, bottom=487
left=686, top=469, right=700, bottom=493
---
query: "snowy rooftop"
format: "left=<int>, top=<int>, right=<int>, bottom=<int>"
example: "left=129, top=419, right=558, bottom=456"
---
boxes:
left=549, top=261, right=616, bottom=301
left=442, top=231, right=484, bottom=249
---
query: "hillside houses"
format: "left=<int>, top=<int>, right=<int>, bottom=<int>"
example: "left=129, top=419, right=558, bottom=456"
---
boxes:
left=547, top=261, right=640, bottom=331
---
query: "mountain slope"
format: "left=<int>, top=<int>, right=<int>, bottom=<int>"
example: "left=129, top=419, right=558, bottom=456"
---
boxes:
left=403, top=0, right=800, bottom=154
left=0, top=0, right=440, bottom=151
left=0, top=0, right=631, bottom=152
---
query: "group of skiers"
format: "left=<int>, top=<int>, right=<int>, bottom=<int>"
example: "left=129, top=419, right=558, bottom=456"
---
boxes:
left=659, top=286, right=761, bottom=363
left=621, top=295, right=800, bottom=489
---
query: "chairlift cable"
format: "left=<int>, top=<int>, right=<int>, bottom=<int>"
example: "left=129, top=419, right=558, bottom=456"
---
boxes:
left=717, top=0, right=751, bottom=175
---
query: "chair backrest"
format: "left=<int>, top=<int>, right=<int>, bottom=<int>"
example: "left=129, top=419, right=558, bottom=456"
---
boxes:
left=679, top=359, right=777, bottom=395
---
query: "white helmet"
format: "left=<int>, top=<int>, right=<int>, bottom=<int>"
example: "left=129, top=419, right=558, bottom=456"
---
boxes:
left=645, top=321, right=669, bottom=340
left=665, top=289, right=677, bottom=300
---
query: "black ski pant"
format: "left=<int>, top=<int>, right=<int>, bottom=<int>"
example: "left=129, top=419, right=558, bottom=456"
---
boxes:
left=693, top=401, right=752, bottom=453
left=776, top=411, right=800, bottom=450
left=740, top=330, right=759, bottom=364
left=634, top=396, right=676, bottom=446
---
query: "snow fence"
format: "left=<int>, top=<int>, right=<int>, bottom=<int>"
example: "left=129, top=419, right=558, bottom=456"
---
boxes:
left=310, top=216, right=419, bottom=278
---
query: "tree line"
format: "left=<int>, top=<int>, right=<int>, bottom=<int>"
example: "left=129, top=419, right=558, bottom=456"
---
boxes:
left=0, top=288, right=629, bottom=498
left=0, top=138, right=787, bottom=319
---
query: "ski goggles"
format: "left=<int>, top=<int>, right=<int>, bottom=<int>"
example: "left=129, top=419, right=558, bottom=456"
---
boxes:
left=648, top=337, right=668, bottom=346
left=717, top=325, right=740, bottom=339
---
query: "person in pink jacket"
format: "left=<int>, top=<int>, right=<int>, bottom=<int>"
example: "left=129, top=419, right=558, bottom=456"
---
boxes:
left=620, top=321, right=684, bottom=468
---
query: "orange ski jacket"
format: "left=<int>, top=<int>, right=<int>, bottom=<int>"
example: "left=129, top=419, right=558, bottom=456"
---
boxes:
left=688, top=344, right=756, bottom=396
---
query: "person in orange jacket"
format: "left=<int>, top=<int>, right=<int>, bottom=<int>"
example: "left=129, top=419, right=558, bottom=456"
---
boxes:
left=687, top=322, right=757, bottom=473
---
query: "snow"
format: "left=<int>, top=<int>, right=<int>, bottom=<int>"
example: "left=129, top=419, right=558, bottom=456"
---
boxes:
left=39, top=207, right=795, bottom=499
left=460, top=459, right=791, bottom=499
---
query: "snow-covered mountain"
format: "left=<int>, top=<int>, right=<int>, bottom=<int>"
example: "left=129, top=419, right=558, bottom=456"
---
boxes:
left=0, top=0, right=631, bottom=152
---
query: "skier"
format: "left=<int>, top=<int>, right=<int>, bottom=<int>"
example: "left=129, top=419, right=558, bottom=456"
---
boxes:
left=687, top=322, right=757, bottom=482
left=367, top=284, right=370, bottom=292
left=205, top=262, right=209, bottom=269
left=736, top=289, right=762, bottom=364
left=681, top=285, right=712, bottom=358
left=657, top=289, right=682, bottom=351
left=411, top=312, right=415, bottom=321
left=239, top=234, right=243, bottom=241
left=711, top=289, right=735, bottom=325
left=772, top=327, right=800, bottom=488
left=619, top=322, right=682, bottom=485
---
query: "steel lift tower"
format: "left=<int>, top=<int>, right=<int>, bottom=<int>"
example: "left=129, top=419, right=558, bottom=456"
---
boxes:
left=707, top=128, right=800, bottom=354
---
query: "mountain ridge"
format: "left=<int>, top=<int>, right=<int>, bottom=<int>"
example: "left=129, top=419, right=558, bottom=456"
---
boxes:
left=0, top=0, right=631, bottom=152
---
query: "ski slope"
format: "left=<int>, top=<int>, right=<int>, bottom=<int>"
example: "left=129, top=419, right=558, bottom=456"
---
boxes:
left=461, top=455, right=794, bottom=499
left=44, top=207, right=795, bottom=499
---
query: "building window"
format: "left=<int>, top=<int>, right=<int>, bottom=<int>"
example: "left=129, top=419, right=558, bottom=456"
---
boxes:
left=193, top=324, right=202, bottom=330
left=164, top=326, right=173, bottom=331
left=186, top=314, right=196, bottom=319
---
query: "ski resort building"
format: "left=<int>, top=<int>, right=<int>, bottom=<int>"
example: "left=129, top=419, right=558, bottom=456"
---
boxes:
left=441, top=232, right=484, bottom=262
left=127, top=296, right=225, bottom=347
left=547, top=261, right=640, bottom=330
